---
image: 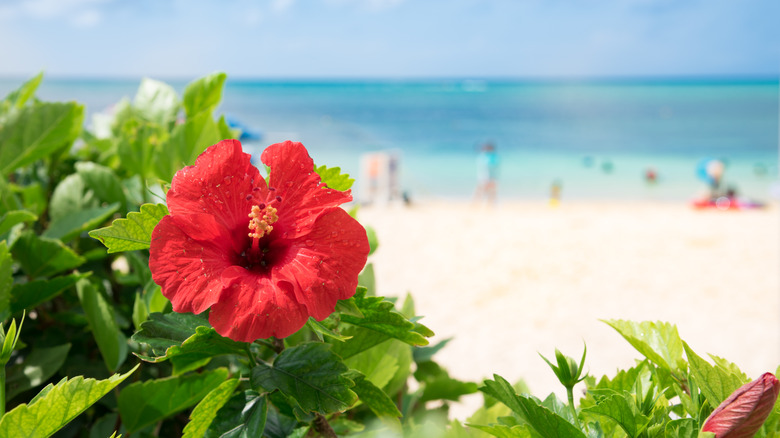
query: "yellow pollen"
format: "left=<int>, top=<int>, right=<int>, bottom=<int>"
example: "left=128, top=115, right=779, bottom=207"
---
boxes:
left=248, top=205, right=279, bottom=239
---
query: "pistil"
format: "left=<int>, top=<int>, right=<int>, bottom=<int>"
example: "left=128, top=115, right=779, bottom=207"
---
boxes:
left=248, top=204, right=278, bottom=254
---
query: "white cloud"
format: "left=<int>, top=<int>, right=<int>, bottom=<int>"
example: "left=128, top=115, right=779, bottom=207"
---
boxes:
left=0, top=0, right=111, bottom=25
left=271, top=0, right=295, bottom=13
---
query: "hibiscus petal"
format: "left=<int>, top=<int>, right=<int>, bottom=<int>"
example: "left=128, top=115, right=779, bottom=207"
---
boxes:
left=274, top=208, right=370, bottom=320
left=149, top=214, right=236, bottom=314
left=209, top=266, right=310, bottom=341
left=167, top=139, right=265, bottom=241
left=261, top=141, right=352, bottom=238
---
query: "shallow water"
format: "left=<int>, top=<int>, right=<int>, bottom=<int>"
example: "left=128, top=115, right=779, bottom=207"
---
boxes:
left=2, top=77, right=777, bottom=201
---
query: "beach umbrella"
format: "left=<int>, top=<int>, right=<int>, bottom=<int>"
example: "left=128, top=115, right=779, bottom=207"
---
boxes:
left=696, top=158, right=724, bottom=184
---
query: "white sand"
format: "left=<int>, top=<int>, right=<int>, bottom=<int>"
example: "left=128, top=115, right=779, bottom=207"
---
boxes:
left=358, top=200, right=780, bottom=419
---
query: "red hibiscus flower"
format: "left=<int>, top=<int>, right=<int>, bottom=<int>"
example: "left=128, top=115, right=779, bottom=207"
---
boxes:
left=149, top=139, right=369, bottom=341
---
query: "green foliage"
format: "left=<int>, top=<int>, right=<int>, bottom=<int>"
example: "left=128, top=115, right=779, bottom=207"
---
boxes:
left=118, top=368, right=229, bottom=433
left=11, top=231, right=85, bottom=279
left=182, top=378, right=241, bottom=438
left=602, top=319, right=686, bottom=374
left=183, top=72, right=227, bottom=117
left=251, top=343, right=358, bottom=415
left=76, top=279, right=128, bottom=372
left=5, top=343, right=71, bottom=400
left=0, top=365, right=137, bottom=438
left=683, top=342, right=746, bottom=407
left=0, top=101, right=84, bottom=175
left=314, top=164, right=355, bottom=191
left=89, top=203, right=168, bottom=253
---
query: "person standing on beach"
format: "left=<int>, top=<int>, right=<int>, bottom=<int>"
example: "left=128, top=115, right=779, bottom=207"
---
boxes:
left=474, top=142, right=499, bottom=204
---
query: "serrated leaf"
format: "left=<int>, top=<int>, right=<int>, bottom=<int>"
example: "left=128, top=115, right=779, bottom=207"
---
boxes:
left=6, top=343, right=71, bottom=400
left=346, top=370, right=402, bottom=421
left=11, top=231, right=85, bottom=279
left=119, top=368, right=229, bottom=433
left=0, top=210, right=37, bottom=236
left=418, top=364, right=479, bottom=403
left=89, top=203, right=168, bottom=253
left=339, top=289, right=431, bottom=349
left=0, top=365, right=138, bottom=438
left=683, top=342, right=746, bottom=407
left=314, top=164, right=355, bottom=191
left=0, top=101, right=84, bottom=175
left=251, top=342, right=358, bottom=415
left=132, top=311, right=209, bottom=354
left=43, top=203, right=120, bottom=243
left=480, top=374, right=587, bottom=438
left=602, top=319, right=685, bottom=374
left=133, top=77, right=180, bottom=125
left=136, top=325, right=247, bottom=375
left=10, top=272, right=90, bottom=314
left=582, top=391, right=650, bottom=438
left=206, top=391, right=270, bottom=438
left=344, top=340, right=399, bottom=389
left=183, top=72, right=227, bottom=117
left=0, top=241, right=11, bottom=321
left=76, top=279, right=127, bottom=373
left=155, top=110, right=220, bottom=181
left=183, top=378, right=241, bottom=438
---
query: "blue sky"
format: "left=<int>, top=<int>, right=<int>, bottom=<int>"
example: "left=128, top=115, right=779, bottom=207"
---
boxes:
left=0, top=0, right=777, bottom=79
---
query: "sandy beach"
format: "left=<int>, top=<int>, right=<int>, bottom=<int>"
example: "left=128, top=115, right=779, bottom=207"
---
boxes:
left=358, top=199, right=780, bottom=419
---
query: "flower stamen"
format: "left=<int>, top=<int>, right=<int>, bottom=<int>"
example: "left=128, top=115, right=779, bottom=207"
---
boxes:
left=248, top=204, right=278, bottom=253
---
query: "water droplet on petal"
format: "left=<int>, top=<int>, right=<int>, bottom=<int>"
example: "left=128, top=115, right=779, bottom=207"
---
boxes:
left=305, top=239, right=314, bottom=247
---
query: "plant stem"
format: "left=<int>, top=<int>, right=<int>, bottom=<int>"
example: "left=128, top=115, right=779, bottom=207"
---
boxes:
left=567, top=386, right=582, bottom=430
left=312, top=413, right=337, bottom=438
left=245, top=344, right=258, bottom=368
left=0, top=367, right=6, bottom=417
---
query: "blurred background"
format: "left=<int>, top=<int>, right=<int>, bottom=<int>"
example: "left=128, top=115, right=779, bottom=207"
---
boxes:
left=0, top=0, right=778, bottom=202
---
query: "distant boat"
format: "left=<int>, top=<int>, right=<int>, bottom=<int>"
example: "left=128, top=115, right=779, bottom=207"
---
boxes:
left=226, top=117, right=263, bottom=141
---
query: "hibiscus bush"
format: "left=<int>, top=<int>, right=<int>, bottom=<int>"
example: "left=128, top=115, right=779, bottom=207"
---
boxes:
left=0, top=73, right=778, bottom=438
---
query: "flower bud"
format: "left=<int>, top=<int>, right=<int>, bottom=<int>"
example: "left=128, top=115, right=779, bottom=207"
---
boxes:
left=701, top=372, right=779, bottom=438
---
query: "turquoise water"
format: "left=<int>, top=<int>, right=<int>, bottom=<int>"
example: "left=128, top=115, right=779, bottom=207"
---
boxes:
left=2, top=77, right=778, bottom=201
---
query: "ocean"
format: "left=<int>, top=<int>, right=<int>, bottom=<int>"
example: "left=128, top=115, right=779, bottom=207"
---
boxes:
left=2, top=77, right=778, bottom=202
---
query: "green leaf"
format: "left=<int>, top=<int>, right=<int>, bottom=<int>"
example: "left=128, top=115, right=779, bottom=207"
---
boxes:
left=602, top=319, right=685, bottom=374
left=468, top=423, right=534, bottom=438
left=480, top=374, right=587, bottom=438
left=183, top=378, right=240, bottom=438
left=665, top=418, right=699, bottom=438
left=339, top=288, right=431, bottom=349
left=0, top=365, right=138, bottom=438
left=2, top=72, right=43, bottom=111
left=314, top=164, right=355, bottom=191
left=132, top=311, right=209, bottom=356
left=75, top=161, right=127, bottom=206
left=11, top=231, right=85, bottom=278
left=206, top=391, right=270, bottom=438
left=155, top=110, right=220, bottom=180
left=683, top=342, right=746, bottom=407
left=251, top=342, right=358, bottom=415
left=0, top=241, right=11, bottom=321
left=346, top=370, right=402, bottom=422
left=48, top=173, right=96, bottom=222
left=357, top=262, right=376, bottom=296
left=10, top=272, right=90, bottom=314
left=0, top=101, right=84, bottom=175
left=306, top=317, right=351, bottom=342
left=76, top=279, right=127, bottom=372
left=136, top=325, right=247, bottom=375
left=116, top=118, right=169, bottom=178
left=118, top=368, right=229, bottom=434
left=88, top=203, right=168, bottom=253
left=0, top=210, right=37, bottom=236
left=416, top=362, right=479, bottom=403
left=365, top=226, right=378, bottom=256
left=43, top=203, right=120, bottom=243
left=582, top=391, right=650, bottom=438
left=6, top=343, right=71, bottom=400
left=183, top=72, right=227, bottom=117
left=343, top=340, right=399, bottom=389
left=133, top=77, right=180, bottom=125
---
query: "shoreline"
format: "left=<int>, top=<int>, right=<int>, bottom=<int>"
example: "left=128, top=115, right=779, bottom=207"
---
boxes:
left=357, top=199, right=780, bottom=419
